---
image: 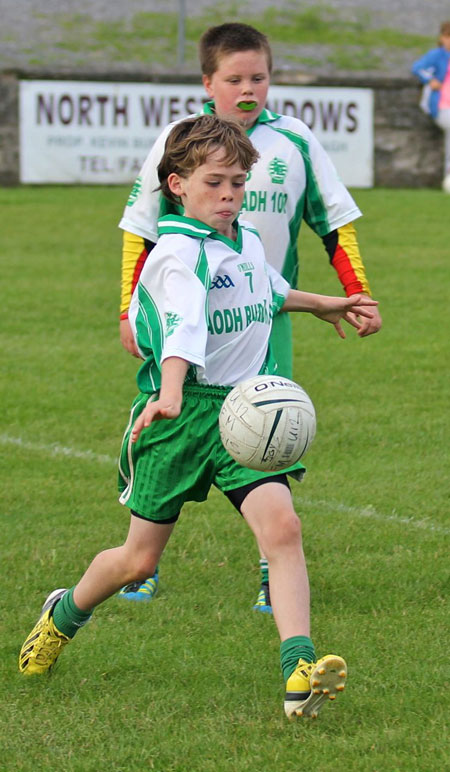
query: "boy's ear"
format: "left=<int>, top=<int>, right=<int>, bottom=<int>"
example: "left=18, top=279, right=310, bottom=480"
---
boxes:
left=167, top=172, right=184, bottom=198
left=202, top=74, right=214, bottom=98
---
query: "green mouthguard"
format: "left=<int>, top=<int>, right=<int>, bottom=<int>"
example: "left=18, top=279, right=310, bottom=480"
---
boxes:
left=237, top=101, right=257, bottom=111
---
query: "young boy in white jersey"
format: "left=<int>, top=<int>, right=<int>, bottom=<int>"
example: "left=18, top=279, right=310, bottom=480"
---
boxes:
left=19, top=115, right=378, bottom=719
left=118, top=23, right=382, bottom=610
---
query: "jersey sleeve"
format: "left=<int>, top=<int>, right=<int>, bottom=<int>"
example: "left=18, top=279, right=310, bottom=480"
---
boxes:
left=159, top=256, right=209, bottom=368
left=411, top=49, right=439, bottom=83
left=322, top=222, right=372, bottom=297
left=118, top=122, right=179, bottom=317
left=287, top=121, right=372, bottom=296
left=301, top=124, right=362, bottom=236
left=118, top=123, right=174, bottom=242
left=131, top=248, right=209, bottom=371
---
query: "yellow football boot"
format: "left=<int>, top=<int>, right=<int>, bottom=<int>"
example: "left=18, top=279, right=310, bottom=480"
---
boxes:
left=19, top=589, right=69, bottom=675
left=284, top=655, right=347, bottom=719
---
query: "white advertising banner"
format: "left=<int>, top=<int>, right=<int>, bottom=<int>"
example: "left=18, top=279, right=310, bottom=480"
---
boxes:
left=19, top=80, right=373, bottom=186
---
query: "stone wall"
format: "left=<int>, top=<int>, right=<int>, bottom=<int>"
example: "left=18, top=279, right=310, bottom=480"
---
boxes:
left=0, top=73, right=20, bottom=185
left=371, top=77, right=443, bottom=188
left=0, top=70, right=443, bottom=187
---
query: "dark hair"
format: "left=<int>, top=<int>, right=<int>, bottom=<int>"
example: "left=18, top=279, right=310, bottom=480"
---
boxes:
left=157, top=114, right=259, bottom=205
left=199, top=22, right=272, bottom=77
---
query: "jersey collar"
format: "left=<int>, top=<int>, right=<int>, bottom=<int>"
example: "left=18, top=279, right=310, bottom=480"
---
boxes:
left=158, top=214, right=243, bottom=252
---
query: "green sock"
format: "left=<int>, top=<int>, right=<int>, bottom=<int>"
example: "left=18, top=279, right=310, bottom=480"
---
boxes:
left=52, top=586, right=92, bottom=639
left=259, top=558, right=269, bottom=585
left=280, top=635, right=316, bottom=682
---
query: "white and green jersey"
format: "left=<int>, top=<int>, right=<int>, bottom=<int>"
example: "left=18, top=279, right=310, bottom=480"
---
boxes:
left=119, top=102, right=361, bottom=287
left=128, top=215, right=289, bottom=393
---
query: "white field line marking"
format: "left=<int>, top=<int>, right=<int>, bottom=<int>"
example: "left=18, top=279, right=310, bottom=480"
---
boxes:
left=2, top=433, right=448, bottom=536
left=0, top=433, right=116, bottom=466
left=294, top=496, right=449, bottom=536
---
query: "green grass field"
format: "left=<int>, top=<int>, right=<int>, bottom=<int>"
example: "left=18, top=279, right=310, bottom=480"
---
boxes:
left=48, top=6, right=432, bottom=71
left=1, top=186, right=449, bottom=771
left=7, top=3, right=434, bottom=72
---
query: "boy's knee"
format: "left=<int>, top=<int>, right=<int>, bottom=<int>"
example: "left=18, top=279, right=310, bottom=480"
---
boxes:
left=138, top=557, right=159, bottom=581
left=278, top=510, right=302, bottom=543
left=261, top=508, right=302, bottom=552
left=125, top=553, right=159, bottom=583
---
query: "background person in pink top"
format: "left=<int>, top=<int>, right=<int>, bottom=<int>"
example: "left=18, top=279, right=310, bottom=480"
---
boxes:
left=412, top=20, right=450, bottom=192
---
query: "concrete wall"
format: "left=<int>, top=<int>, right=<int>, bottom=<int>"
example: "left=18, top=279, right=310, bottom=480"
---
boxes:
left=0, top=70, right=443, bottom=187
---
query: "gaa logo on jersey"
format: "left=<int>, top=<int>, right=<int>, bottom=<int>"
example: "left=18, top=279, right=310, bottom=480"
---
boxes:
left=211, top=275, right=235, bottom=289
left=268, top=157, right=288, bottom=184
left=165, top=311, right=183, bottom=337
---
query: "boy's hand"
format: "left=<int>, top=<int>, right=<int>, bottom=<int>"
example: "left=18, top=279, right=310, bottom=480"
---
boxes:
left=131, top=357, right=188, bottom=443
left=313, top=293, right=379, bottom=339
left=344, top=294, right=382, bottom=337
left=131, top=396, right=182, bottom=443
left=120, top=318, right=141, bottom=358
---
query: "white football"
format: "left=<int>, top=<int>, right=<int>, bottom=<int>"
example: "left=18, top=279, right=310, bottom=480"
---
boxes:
left=219, top=375, right=316, bottom=472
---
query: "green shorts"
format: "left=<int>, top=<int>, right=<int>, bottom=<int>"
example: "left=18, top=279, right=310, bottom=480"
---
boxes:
left=118, top=383, right=305, bottom=522
left=270, top=313, right=293, bottom=379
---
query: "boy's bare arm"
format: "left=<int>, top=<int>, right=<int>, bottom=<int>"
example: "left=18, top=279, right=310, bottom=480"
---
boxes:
left=131, top=357, right=189, bottom=443
left=282, top=291, right=379, bottom=339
